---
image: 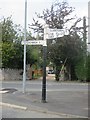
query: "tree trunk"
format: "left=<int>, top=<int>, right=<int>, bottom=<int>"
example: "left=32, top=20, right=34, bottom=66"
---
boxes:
left=66, top=64, right=71, bottom=81
left=55, top=66, right=60, bottom=81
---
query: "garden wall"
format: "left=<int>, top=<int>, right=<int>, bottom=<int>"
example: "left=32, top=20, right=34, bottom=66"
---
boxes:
left=0, top=68, right=32, bottom=81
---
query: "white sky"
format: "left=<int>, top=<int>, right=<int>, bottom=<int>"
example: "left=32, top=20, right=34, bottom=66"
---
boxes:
left=0, top=0, right=89, bottom=28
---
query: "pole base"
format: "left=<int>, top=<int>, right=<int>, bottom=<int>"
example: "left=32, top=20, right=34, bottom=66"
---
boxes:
left=41, top=100, right=47, bottom=103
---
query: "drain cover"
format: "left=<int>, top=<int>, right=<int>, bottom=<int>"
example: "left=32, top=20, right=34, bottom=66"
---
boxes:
left=0, top=88, right=17, bottom=93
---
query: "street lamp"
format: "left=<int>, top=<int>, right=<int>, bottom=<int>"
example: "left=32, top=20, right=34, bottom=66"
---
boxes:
left=23, top=0, right=27, bottom=93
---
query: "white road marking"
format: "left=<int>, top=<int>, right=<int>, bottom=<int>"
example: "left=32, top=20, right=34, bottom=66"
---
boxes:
left=0, top=102, right=87, bottom=118
left=0, top=102, right=27, bottom=110
left=0, top=91, right=8, bottom=93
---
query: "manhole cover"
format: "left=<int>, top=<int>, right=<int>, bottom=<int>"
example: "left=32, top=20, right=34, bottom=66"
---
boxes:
left=0, top=88, right=17, bottom=93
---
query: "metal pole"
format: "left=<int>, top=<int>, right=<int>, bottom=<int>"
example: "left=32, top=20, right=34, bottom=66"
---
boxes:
left=23, top=0, right=27, bottom=93
left=42, top=46, right=47, bottom=102
left=83, top=16, right=87, bottom=81
left=42, top=24, right=48, bottom=103
left=88, top=1, right=90, bottom=52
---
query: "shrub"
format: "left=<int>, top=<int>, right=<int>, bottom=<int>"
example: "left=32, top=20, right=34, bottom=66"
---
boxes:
left=75, top=55, right=90, bottom=82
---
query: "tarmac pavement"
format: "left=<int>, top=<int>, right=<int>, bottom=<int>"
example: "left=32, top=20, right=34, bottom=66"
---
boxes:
left=1, top=92, right=88, bottom=118
left=0, top=76, right=89, bottom=118
left=1, top=89, right=88, bottom=118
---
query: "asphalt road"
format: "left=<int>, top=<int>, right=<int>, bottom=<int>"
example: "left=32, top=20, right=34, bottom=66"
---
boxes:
left=0, top=80, right=89, bottom=118
left=1, top=80, right=88, bottom=91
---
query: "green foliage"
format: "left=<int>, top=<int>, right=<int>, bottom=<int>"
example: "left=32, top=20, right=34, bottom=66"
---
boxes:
left=27, top=46, right=43, bottom=69
left=1, top=17, right=42, bottom=69
left=75, top=55, right=90, bottom=82
left=2, top=41, right=42, bottom=69
left=26, top=46, right=39, bottom=65
left=0, top=23, right=2, bottom=68
left=87, top=54, right=90, bottom=81
left=1, top=17, right=17, bottom=42
left=1, top=17, right=23, bottom=69
left=2, top=42, right=23, bottom=69
left=48, top=34, right=84, bottom=80
left=75, top=58, right=86, bottom=81
left=55, top=65, right=61, bottom=81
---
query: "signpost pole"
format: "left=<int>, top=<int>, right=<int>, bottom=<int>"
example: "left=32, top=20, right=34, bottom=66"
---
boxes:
left=23, top=0, right=27, bottom=93
left=42, top=24, right=48, bottom=103
left=42, top=45, right=47, bottom=102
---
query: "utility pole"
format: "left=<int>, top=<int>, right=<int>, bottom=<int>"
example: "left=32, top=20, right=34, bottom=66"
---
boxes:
left=83, top=16, right=87, bottom=81
left=88, top=1, right=90, bottom=53
left=23, top=0, right=27, bottom=93
left=83, top=16, right=87, bottom=45
left=83, top=16, right=87, bottom=57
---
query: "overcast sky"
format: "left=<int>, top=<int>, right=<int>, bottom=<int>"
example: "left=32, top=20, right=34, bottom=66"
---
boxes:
left=0, top=0, right=89, bottom=28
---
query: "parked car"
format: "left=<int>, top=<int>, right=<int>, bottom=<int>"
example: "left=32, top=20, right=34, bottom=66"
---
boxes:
left=48, top=70, right=55, bottom=74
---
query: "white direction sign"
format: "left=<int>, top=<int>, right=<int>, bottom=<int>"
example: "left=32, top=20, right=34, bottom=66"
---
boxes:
left=49, top=29, right=64, bottom=33
left=46, top=28, right=68, bottom=39
left=21, top=40, right=47, bottom=46
left=46, top=29, right=64, bottom=39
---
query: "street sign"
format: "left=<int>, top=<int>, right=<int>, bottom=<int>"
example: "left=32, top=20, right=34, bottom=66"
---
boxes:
left=21, top=40, right=47, bottom=46
left=49, top=28, right=64, bottom=33
left=46, top=28, right=65, bottom=39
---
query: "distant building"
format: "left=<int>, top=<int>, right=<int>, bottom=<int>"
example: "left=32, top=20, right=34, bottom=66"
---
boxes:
left=88, top=1, right=90, bottom=52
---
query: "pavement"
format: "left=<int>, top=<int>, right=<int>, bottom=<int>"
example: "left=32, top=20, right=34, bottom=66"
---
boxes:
left=1, top=91, right=88, bottom=118
left=0, top=75, right=89, bottom=118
